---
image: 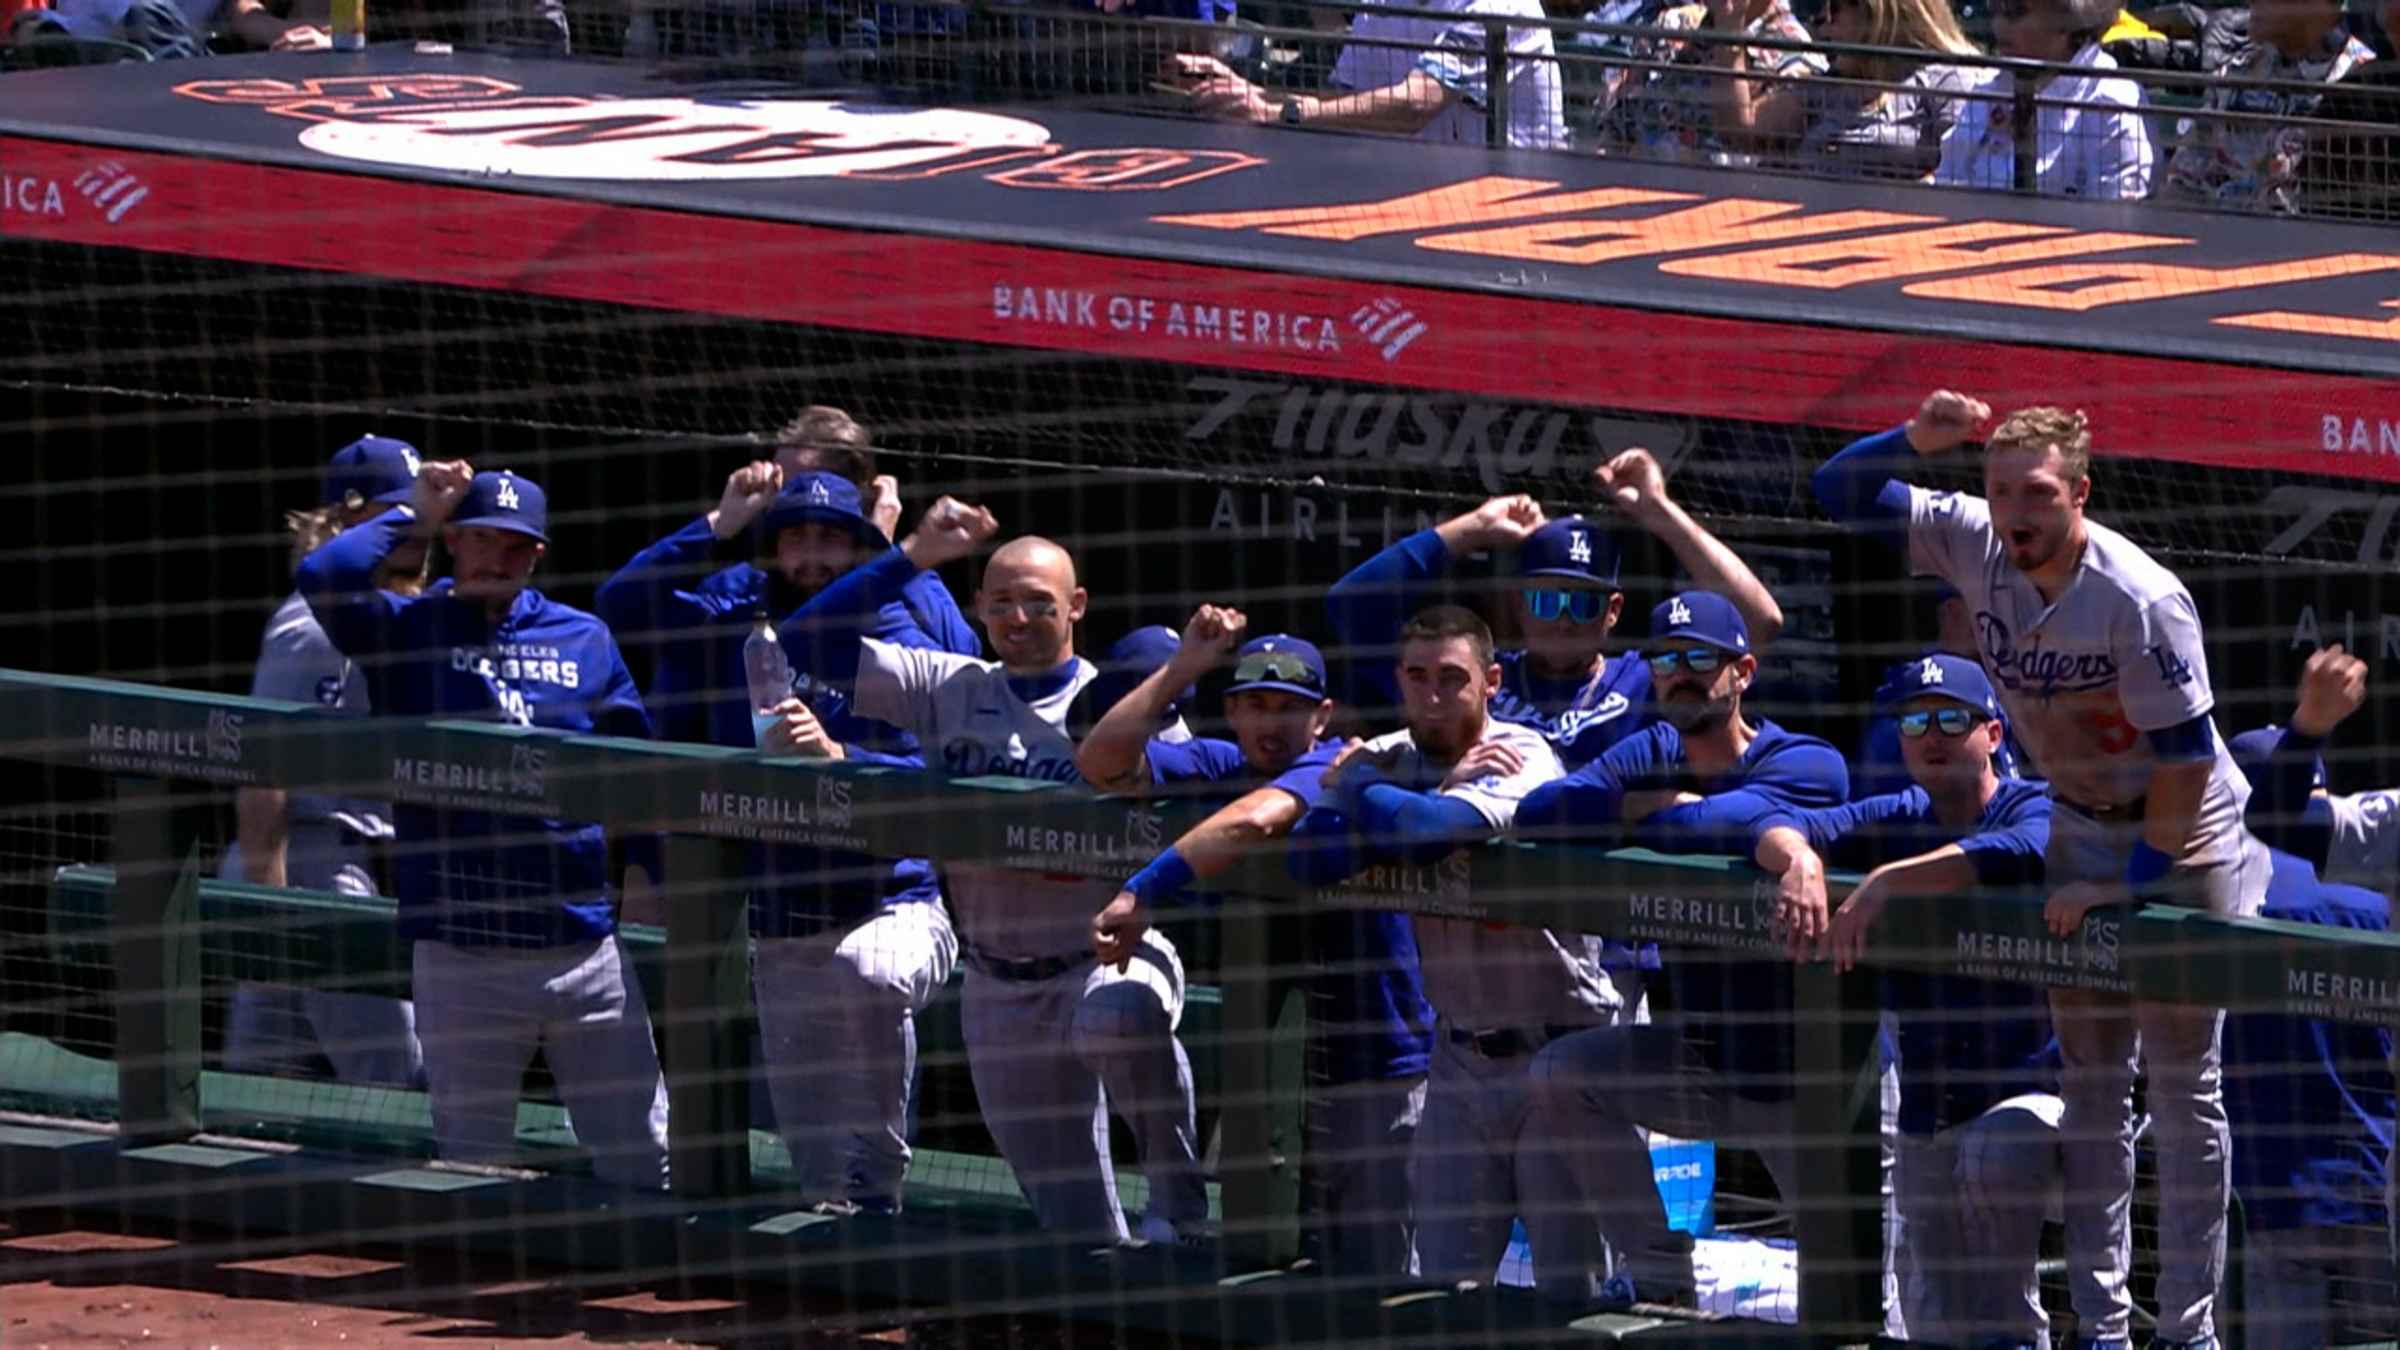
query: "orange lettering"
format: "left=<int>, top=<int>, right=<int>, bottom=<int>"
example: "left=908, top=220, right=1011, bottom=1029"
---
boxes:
left=1152, top=175, right=1692, bottom=242
left=1905, top=253, right=2400, bottom=311
left=1414, top=200, right=1935, bottom=267
left=2216, top=298, right=2400, bottom=341
left=1661, top=221, right=2187, bottom=289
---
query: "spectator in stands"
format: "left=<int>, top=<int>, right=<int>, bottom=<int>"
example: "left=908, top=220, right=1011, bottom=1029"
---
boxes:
left=1596, top=0, right=1826, bottom=162
left=1517, top=591, right=1850, bottom=1311
left=2162, top=0, right=2378, bottom=212
left=220, top=436, right=427, bottom=1092
left=1707, top=0, right=1981, bottom=179
left=1933, top=0, right=2155, bottom=199
left=1169, top=0, right=1569, bottom=151
left=14, top=0, right=325, bottom=54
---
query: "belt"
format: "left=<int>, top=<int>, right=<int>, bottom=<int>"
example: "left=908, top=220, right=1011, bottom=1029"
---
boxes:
left=961, top=942, right=1086, bottom=984
left=1447, top=1023, right=1581, bottom=1061
left=2063, top=794, right=2147, bottom=824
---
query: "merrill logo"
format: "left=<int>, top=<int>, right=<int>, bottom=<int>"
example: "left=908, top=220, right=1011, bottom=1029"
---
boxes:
left=508, top=743, right=546, bottom=798
left=206, top=710, right=244, bottom=764
left=85, top=716, right=256, bottom=784
left=2284, top=965, right=2400, bottom=1020
left=1952, top=914, right=2124, bottom=991
left=393, top=753, right=548, bottom=799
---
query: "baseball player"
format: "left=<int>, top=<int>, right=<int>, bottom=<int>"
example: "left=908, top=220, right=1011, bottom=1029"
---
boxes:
left=1813, top=390, right=2269, bottom=1350
left=1065, top=626, right=1197, bottom=746
left=1518, top=592, right=1848, bottom=1310
left=220, top=435, right=427, bottom=1090
left=296, top=462, right=670, bottom=1189
left=1283, top=603, right=1612, bottom=1301
left=1766, top=654, right=2063, bottom=1347
left=1849, top=582, right=2031, bottom=800
left=1082, top=611, right=1434, bottom=1282
left=597, top=469, right=961, bottom=1213
left=773, top=499, right=1206, bottom=1245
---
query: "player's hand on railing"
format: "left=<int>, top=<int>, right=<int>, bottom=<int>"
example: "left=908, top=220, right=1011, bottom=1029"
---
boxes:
left=1774, top=844, right=1829, bottom=963
left=2044, top=879, right=2127, bottom=937
left=760, top=698, right=845, bottom=760
left=1438, top=739, right=1524, bottom=792
left=1175, top=604, right=1247, bottom=673
left=1620, top=788, right=1705, bottom=821
left=1826, top=868, right=1890, bottom=974
left=1905, top=390, right=1990, bottom=455
left=1436, top=494, right=1546, bottom=554
left=1593, top=448, right=1670, bottom=520
left=1171, top=53, right=1276, bottom=124
left=413, top=460, right=474, bottom=529
left=869, top=474, right=903, bottom=542
left=902, top=496, right=999, bottom=570
left=711, top=460, right=784, bottom=540
left=269, top=21, right=329, bottom=49
left=2292, top=642, right=2367, bottom=738
left=1092, top=889, right=1147, bottom=973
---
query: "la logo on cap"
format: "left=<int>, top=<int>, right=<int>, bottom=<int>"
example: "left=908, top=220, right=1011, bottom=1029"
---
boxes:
left=1919, top=657, right=1944, bottom=685
left=808, top=479, right=832, bottom=504
left=1668, top=597, right=1693, bottom=626
left=400, top=446, right=421, bottom=475
left=1568, top=530, right=1591, bottom=565
left=496, top=476, right=521, bottom=511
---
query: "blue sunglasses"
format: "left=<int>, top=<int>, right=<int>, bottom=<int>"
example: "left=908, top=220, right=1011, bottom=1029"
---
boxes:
left=1646, top=647, right=1728, bottom=676
left=1898, top=707, right=1985, bottom=738
left=1523, top=588, right=1609, bottom=624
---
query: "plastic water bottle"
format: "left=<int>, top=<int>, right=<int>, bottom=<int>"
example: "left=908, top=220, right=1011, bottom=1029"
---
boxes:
left=742, top=609, right=793, bottom=746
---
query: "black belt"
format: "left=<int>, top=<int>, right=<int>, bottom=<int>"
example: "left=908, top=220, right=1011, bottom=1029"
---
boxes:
left=961, top=943, right=1087, bottom=984
left=1447, top=1023, right=1582, bottom=1061
left=2063, top=794, right=2147, bottom=824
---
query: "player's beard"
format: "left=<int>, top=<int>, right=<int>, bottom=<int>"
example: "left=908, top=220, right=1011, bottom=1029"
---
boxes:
left=1660, top=691, right=1734, bottom=734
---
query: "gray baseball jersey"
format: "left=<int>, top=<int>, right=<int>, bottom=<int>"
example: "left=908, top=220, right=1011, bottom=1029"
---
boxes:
left=219, top=592, right=393, bottom=888
left=852, top=638, right=1116, bottom=959
left=1904, top=487, right=2252, bottom=860
left=1360, top=720, right=1620, bottom=1030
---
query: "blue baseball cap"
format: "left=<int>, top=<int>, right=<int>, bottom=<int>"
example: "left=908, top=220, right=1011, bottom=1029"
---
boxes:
left=1224, top=635, right=1328, bottom=701
left=759, top=471, right=883, bottom=550
left=322, top=435, right=420, bottom=509
left=1066, top=626, right=1190, bottom=740
left=1649, top=590, right=1748, bottom=654
left=1875, top=653, right=2000, bottom=720
left=450, top=469, right=548, bottom=542
left=2228, top=724, right=2326, bottom=791
left=1517, top=517, right=1621, bottom=588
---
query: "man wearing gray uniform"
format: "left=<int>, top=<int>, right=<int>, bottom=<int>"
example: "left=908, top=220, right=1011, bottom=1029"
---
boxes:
left=1815, top=389, right=2269, bottom=1350
left=221, top=435, right=427, bottom=1089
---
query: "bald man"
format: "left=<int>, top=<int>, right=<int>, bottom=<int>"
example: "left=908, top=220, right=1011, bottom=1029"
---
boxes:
left=777, top=500, right=1209, bottom=1246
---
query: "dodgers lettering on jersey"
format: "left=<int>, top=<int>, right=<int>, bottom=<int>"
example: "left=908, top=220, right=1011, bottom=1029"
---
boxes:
left=1905, top=485, right=2250, bottom=852
left=1341, top=721, right=1620, bottom=1032
left=852, top=638, right=1114, bottom=957
left=1492, top=648, right=1655, bottom=769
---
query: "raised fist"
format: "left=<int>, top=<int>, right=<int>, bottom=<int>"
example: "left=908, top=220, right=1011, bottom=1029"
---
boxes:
left=1905, top=390, right=1991, bottom=456
left=413, top=460, right=474, bottom=527
left=1593, top=448, right=1668, bottom=516
left=2292, top=642, right=2368, bottom=739
left=713, top=460, right=784, bottom=540
left=1442, top=495, right=1546, bottom=553
left=869, top=474, right=903, bottom=542
left=1179, top=604, right=1248, bottom=666
left=904, top=496, right=1000, bottom=570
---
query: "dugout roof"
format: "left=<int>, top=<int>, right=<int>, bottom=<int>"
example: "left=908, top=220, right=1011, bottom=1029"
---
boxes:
left=2, top=48, right=2397, bottom=479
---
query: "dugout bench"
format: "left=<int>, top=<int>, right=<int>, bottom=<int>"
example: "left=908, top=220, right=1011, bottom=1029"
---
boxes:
left=5, top=667, right=2399, bottom=1346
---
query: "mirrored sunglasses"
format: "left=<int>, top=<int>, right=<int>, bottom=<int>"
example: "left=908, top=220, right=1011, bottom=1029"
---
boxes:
left=1523, top=588, right=1609, bottom=624
left=1232, top=649, right=1322, bottom=691
left=1898, top=707, right=1985, bottom=738
left=1646, top=647, right=1727, bottom=676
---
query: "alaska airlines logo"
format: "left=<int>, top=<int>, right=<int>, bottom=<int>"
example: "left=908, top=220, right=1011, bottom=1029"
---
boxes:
left=1976, top=612, right=2116, bottom=695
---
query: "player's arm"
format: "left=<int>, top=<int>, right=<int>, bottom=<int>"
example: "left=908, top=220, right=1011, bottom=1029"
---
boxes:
left=1513, top=724, right=1666, bottom=842
left=1743, top=791, right=1892, bottom=963
left=1325, top=496, right=1543, bottom=708
left=225, top=0, right=328, bottom=49
left=585, top=632, right=666, bottom=897
left=1810, top=390, right=1992, bottom=553
left=1595, top=447, right=1784, bottom=646
left=775, top=497, right=996, bottom=689
left=1286, top=801, right=1365, bottom=886
left=1077, top=605, right=1247, bottom=794
left=1174, top=53, right=1454, bottom=133
left=1828, top=791, right=2051, bottom=970
left=2262, top=645, right=2378, bottom=877
left=1351, top=734, right=1561, bottom=864
left=595, top=462, right=780, bottom=641
left=233, top=788, right=290, bottom=887
left=296, top=460, right=464, bottom=657
left=900, top=569, right=981, bottom=658
left=1096, top=785, right=1310, bottom=969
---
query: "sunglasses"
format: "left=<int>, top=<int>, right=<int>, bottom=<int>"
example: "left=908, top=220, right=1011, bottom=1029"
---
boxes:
left=1898, top=707, right=1986, bottom=738
left=1232, top=649, right=1323, bottom=691
left=1646, top=647, right=1728, bottom=676
left=1523, top=588, right=1610, bottom=623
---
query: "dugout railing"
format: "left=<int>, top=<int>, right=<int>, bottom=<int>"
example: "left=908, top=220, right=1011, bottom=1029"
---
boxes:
left=5, top=666, right=2397, bottom=1342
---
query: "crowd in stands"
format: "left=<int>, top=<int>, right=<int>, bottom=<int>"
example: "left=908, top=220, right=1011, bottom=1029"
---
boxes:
left=7, top=0, right=2398, bottom=217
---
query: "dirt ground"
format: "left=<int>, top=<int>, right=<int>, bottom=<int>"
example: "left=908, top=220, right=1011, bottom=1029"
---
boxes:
left=0, top=1211, right=1177, bottom=1349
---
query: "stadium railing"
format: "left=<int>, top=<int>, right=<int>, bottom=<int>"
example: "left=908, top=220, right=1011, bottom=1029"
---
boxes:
left=7, top=665, right=2397, bottom=1339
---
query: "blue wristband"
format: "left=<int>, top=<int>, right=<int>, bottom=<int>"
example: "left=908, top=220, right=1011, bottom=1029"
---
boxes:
left=2125, top=840, right=2173, bottom=888
left=1126, top=846, right=1198, bottom=906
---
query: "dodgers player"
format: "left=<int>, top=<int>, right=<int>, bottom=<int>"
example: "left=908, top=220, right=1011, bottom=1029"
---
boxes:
left=1769, top=654, right=2063, bottom=1348
left=1326, top=449, right=1783, bottom=769
left=597, top=469, right=961, bottom=1213
left=296, top=462, right=670, bottom=1188
left=220, top=435, right=427, bottom=1089
left=1850, top=584, right=2031, bottom=799
left=1814, top=390, right=2269, bottom=1350
left=1519, top=592, right=1849, bottom=1309
left=776, top=499, right=1206, bottom=1245
left=1082, top=613, right=1434, bottom=1281
left=1286, top=604, right=1612, bottom=1301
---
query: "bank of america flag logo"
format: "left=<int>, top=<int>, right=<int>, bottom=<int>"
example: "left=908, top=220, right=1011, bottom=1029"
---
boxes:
left=72, top=162, right=149, bottom=224
left=1349, top=297, right=1427, bottom=363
